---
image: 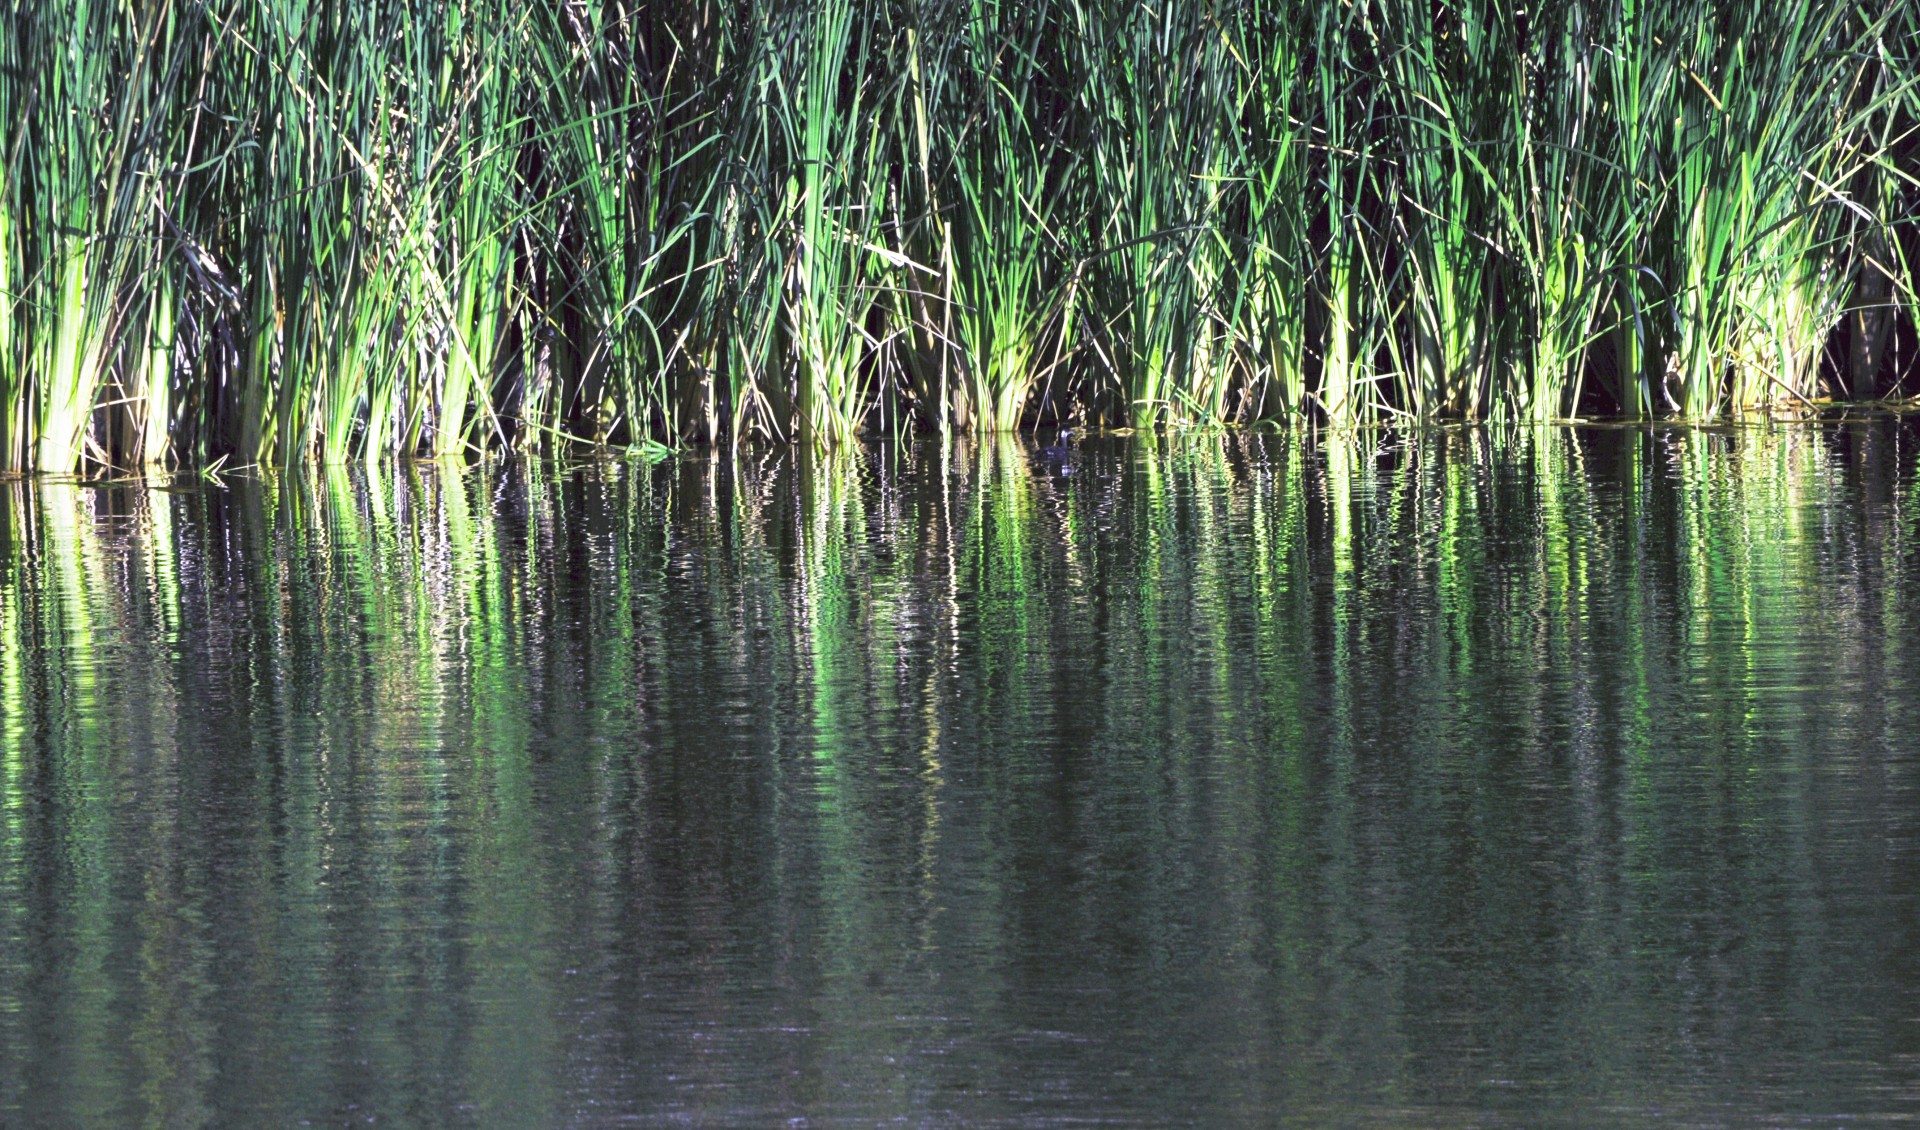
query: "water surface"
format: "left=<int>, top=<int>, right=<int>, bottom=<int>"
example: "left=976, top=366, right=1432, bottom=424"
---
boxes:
left=4, top=425, right=1920, bottom=1126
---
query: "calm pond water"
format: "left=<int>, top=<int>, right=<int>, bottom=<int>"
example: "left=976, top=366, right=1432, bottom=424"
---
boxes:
left=3, top=424, right=1920, bottom=1127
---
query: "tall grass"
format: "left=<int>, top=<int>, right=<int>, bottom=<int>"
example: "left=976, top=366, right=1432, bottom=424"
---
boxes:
left=1063, top=0, right=1233, bottom=427
left=2, top=0, right=177, bottom=471
left=766, top=0, right=892, bottom=447
left=893, top=0, right=1074, bottom=433
left=1214, top=0, right=1309, bottom=422
left=0, top=0, right=1916, bottom=472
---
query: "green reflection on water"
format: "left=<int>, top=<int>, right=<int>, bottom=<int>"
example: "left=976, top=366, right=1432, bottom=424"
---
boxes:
left=2, top=424, right=1919, bottom=1126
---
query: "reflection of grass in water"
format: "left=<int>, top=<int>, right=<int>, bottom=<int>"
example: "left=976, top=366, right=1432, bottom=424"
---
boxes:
left=3, top=428, right=1920, bottom=1117
left=795, top=446, right=864, bottom=791
left=25, top=486, right=119, bottom=1115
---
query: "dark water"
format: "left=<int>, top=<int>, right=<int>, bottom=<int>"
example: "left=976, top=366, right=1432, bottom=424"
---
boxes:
left=3, top=424, right=1919, bottom=1127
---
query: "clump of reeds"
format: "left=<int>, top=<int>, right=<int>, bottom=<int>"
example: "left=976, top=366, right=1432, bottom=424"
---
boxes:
left=0, top=0, right=1915, bottom=472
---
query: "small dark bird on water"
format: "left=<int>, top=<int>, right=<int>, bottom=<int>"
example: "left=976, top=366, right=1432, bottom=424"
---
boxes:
left=1040, top=427, right=1073, bottom=475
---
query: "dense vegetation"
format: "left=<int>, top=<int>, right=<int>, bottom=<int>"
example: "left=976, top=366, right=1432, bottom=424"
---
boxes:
left=1, top=0, right=1917, bottom=471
